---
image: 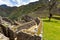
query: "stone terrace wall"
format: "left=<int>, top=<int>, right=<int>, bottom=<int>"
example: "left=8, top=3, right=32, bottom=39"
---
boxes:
left=0, top=15, right=42, bottom=40
left=0, top=24, right=15, bottom=40
left=17, top=32, right=41, bottom=40
left=16, top=20, right=36, bottom=32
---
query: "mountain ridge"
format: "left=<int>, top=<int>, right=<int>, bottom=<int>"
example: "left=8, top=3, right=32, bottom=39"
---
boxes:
left=0, top=0, right=60, bottom=20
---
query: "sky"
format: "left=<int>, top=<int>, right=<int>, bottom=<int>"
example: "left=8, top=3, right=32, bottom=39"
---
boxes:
left=0, top=0, right=39, bottom=7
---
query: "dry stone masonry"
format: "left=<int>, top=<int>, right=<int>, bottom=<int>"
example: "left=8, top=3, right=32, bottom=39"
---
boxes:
left=0, top=15, right=42, bottom=40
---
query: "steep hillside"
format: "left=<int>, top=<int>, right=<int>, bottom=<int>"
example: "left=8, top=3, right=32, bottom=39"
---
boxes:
left=0, top=0, right=49, bottom=20
left=0, top=0, right=60, bottom=20
left=9, top=1, right=46, bottom=19
left=0, top=4, right=17, bottom=17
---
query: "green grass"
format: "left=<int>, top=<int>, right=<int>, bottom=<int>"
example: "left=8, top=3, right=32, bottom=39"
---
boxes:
left=42, top=18, right=60, bottom=40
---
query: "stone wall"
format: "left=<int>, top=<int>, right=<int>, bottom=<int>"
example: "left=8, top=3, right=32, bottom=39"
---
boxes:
left=0, top=15, right=42, bottom=40
left=17, top=32, right=41, bottom=40
left=16, top=20, right=36, bottom=32
left=0, top=24, right=15, bottom=40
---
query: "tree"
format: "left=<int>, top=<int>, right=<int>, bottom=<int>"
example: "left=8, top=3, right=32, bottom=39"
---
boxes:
left=48, top=0, right=57, bottom=21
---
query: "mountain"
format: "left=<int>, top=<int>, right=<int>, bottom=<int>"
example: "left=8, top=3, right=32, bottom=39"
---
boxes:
left=0, top=0, right=60, bottom=20
left=0, top=4, right=8, bottom=8
left=0, top=1, right=42, bottom=19
left=8, top=1, right=44, bottom=19
left=0, top=4, right=17, bottom=17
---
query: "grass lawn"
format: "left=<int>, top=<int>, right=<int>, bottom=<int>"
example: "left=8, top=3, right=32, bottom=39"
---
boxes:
left=42, top=18, right=60, bottom=40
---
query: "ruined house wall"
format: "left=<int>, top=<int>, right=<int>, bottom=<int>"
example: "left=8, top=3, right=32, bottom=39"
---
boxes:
left=17, top=32, right=41, bottom=40
left=0, top=24, right=16, bottom=40
left=15, top=20, right=36, bottom=32
left=0, top=24, right=8, bottom=37
left=0, top=15, right=42, bottom=40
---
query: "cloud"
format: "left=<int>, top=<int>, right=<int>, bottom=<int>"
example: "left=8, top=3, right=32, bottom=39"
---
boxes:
left=0, top=0, right=14, bottom=7
left=29, top=0, right=38, bottom=2
left=49, top=0, right=50, bottom=1
left=0, top=0, right=39, bottom=7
